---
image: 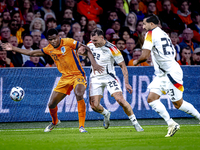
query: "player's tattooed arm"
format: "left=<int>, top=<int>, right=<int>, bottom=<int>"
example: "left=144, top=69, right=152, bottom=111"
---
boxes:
left=133, top=49, right=151, bottom=66
left=77, top=43, right=104, bottom=74
left=118, top=61, right=133, bottom=94
left=77, top=45, right=88, bottom=56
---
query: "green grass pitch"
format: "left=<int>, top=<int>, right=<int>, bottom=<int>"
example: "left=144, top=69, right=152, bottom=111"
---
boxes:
left=0, top=124, right=199, bottom=150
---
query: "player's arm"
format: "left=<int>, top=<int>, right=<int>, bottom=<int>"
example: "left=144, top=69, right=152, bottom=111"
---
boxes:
left=133, top=49, right=151, bottom=66
left=77, top=42, right=104, bottom=74
left=118, top=61, right=133, bottom=94
left=1, top=43, right=45, bottom=56
left=77, top=44, right=88, bottom=56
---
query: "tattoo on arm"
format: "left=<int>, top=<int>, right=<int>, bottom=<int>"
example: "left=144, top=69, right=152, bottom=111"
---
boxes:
left=119, top=62, right=129, bottom=83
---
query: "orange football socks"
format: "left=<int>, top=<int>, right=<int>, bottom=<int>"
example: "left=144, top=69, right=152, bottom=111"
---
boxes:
left=77, top=99, right=86, bottom=128
left=49, top=106, right=58, bottom=125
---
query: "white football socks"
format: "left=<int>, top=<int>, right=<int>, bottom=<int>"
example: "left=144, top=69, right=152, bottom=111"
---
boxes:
left=149, top=99, right=173, bottom=126
left=179, top=100, right=200, bottom=120
left=128, top=114, right=138, bottom=125
left=101, top=108, right=109, bottom=116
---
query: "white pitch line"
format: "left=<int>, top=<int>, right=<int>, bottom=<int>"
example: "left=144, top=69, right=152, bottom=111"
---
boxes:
left=0, top=124, right=199, bottom=132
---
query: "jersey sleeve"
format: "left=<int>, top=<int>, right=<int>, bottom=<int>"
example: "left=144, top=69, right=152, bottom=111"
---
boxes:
left=142, top=31, right=153, bottom=50
left=41, top=44, right=51, bottom=55
left=63, top=38, right=79, bottom=50
left=110, top=46, right=124, bottom=64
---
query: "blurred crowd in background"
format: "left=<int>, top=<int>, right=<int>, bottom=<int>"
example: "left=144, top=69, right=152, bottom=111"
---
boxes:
left=0, top=0, right=200, bottom=67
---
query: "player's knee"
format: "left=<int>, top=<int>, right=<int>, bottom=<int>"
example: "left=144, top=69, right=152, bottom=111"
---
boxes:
left=75, top=91, right=84, bottom=100
left=147, top=97, right=154, bottom=103
left=172, top=99, right=183, bottom=109
left=173, top=102, right=181, bottom=109
left=48, top=101, right=57, bottom=108
left=116, top=98, right=125, bottom=106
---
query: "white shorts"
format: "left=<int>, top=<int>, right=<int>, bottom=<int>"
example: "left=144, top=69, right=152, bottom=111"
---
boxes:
left=148, top=73, right=184, bottom=102
left=89, top=75, right=122, bottom=97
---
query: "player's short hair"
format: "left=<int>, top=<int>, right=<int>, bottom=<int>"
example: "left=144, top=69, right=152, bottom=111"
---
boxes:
left=145, top=14, right=159, bottom=25
left=91, top=28, right=104, bottom=37
left=47, top=28, right=58, bottom=36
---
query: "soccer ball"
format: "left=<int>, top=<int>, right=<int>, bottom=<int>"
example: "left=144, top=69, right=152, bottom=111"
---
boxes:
left=10, top=87, right=25, bottom=101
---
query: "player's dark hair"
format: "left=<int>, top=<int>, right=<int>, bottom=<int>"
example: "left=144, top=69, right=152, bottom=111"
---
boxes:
left=47, top=28, right=58, bottom=36
left=91, top=28, right=104, bottom=37
left=145, top=14, right=159, bottom=25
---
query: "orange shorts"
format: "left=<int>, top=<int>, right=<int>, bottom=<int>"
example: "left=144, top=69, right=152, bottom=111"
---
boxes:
left=54, top=75, right=87, bottom=95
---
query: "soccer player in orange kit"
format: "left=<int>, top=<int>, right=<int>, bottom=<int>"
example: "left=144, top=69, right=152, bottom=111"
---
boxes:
left=1, top=28, right=104, bottom=132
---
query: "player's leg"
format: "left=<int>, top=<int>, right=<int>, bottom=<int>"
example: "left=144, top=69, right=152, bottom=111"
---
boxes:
left=148, top=76, right=180, bottom=137
left=148, top=76, right=176, bottom=127
left=147, top=91, right=180, bottom=137
left=74, top=83, right=87, bottom=132
left=172, top=98, right=200, bottom=121
left=89, top=78, right=111, bottom=129
left=89, top=95, right=104, bottom=113
left=148, top=92, right=175, bottom=125
left=44, top=91, right=66, bottom=132
left=112, top=91, right=143, bottom=132
left=89, top=95, right=111, bottom=129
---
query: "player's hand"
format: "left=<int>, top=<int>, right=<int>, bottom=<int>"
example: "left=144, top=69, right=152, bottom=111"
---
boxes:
left=1, top=43, right=13, bottom=51
left=78, top=46, right=86, bottom=55
left=80, top=44, right=90, bottom=51
left=125, top=83, right=133, bottom=94
left=93, top=64, right=104, bottom=74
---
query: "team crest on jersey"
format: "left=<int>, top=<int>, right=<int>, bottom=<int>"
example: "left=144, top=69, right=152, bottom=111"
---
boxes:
left=61, top=46, right=66, bottom=55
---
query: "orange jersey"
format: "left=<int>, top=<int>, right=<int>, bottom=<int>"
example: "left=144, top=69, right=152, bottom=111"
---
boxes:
left=42, top=38, right=85, bottom=77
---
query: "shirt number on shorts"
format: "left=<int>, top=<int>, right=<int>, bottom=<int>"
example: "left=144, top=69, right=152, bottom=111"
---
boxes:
left=108, top=81, right=117, bottom=88
left=161, top=38, right=174, bottom=55
left=167, top=89, right=175, bottom=96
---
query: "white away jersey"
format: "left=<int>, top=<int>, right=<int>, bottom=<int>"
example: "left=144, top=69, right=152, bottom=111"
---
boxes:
left=87, top=41, right=124, bottom=77
left=142, top=27, right=182, bottom=76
